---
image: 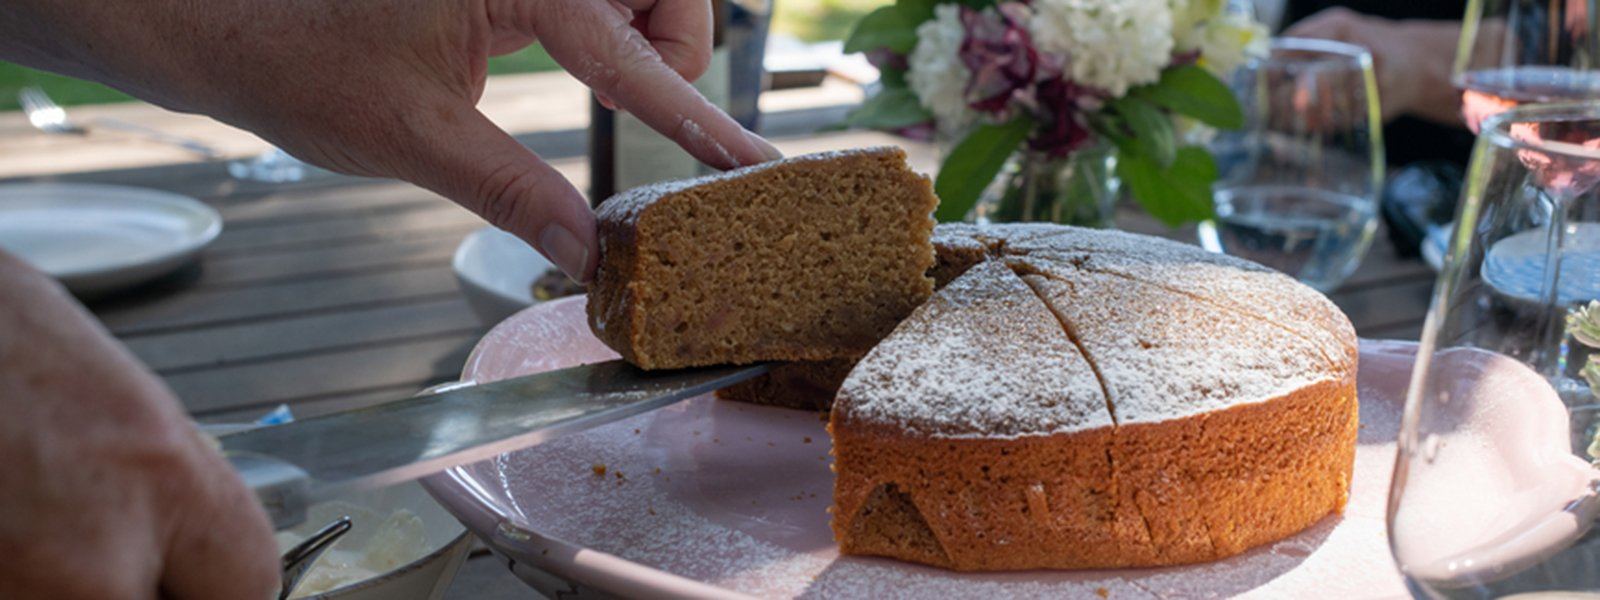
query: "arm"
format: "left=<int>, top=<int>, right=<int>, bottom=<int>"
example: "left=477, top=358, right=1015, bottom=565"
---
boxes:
left=0, top=0, right=781, bottom=282
left=0, top=252, right=279, bottom=599
left=1286, top=8, right=1466, bottom=127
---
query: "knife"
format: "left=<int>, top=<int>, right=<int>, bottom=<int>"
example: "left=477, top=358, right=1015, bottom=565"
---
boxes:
left=221, top=359, right=768, bottom=529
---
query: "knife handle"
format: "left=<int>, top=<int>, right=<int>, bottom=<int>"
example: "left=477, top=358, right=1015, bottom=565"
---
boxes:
left=229, top=451, right=312, bottom=530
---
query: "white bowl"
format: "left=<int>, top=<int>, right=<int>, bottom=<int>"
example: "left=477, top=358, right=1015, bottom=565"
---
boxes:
left=277, top=481, right=473, bottom=600
left=451, top=226, right=552, bottom=326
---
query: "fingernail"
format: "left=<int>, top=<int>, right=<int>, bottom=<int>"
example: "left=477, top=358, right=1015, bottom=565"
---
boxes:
left=745, top=130, right=783, bottom=163
left=598, top=94, right=619, bottom=112
left=539, top=224, right=590, bottom=283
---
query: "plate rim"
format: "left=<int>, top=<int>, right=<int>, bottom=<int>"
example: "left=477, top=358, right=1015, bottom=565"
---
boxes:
left=423, top=299, right=1416, bottom=599
left=0, top=181, right=222, bottom=282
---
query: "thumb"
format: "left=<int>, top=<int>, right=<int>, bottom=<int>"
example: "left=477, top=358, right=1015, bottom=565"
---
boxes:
left=395, top=104, right=598, bottom=282
left=159, top=450, right=281, bottom=600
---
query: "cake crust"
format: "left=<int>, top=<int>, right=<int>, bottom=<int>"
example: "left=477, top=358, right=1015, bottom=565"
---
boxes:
left=830, top=223, right=1359, bottom=571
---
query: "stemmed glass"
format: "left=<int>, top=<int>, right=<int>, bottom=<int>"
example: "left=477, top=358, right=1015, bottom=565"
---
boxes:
left=1455, top=0, right=1600, bottom=133
left=1390, top=103, right=1600, bottom=597
left=1198, top=38, right=1383, bottom=292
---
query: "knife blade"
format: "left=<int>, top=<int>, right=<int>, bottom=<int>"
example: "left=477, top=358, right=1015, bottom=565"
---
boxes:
left=221, top=359, right=768, bottom=529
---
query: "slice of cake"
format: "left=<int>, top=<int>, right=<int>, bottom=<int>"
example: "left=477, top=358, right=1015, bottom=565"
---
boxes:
left=830, top=261, right=1123, bottom=570
left=715, top=223, right=1002, bottom=411
left=588, top=147, right=937, bottom=370
left=1017, top=260, right=1356, bottom=564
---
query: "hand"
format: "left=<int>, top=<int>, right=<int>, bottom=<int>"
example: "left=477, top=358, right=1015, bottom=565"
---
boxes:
left=1286, top=7, right=1465, bottom=127
left=0, top=253, right=279, bottom=600
left=0, top=0, right=783, bottom=282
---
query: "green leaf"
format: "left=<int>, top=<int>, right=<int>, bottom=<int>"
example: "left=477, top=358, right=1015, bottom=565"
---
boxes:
left=1110, top=96, right=1176, bottom=167
left=880, top=65, right=908, bottom=89
left=1116, top=145, right=1218, bottom=227
left=844, top=6, right=918, bottom=54
left=934, top=117, right=1034, bottom=222
left=1136, top=65, right=1244, bottom=130
left=895, top=0, right=938, bottom=26
left=845, top=87, right=933, bottom=129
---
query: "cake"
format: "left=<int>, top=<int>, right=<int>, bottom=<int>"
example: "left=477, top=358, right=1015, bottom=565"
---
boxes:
left=587, top=147, right=938, bottom=370
left=716, top=224, right=996, bottom=410
left=829, top=224, right=1358, bottom=570
left=585, top=153, right=1358, bottom=571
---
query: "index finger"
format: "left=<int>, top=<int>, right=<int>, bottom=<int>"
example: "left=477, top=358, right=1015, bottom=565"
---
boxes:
left=536, top=0, right=780, bottom=171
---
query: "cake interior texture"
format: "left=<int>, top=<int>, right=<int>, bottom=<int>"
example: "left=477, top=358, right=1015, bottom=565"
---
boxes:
left=587, top=147, right=937, bottom=370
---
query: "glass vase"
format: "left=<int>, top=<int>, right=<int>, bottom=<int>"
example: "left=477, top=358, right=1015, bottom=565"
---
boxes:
left=972, top=145, right=1120, bottom=228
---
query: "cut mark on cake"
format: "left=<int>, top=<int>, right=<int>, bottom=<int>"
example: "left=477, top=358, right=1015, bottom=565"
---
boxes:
left=1045, top=258, right=1344, bottom=371
left=1017, top=272, right=1119, bottom=428
left=848, top=483, right=953, bottom=568
left=1108, top=446, right=1156, bottom=561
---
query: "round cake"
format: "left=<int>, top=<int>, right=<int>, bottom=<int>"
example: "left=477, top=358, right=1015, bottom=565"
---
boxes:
left=828, top=223, right=1358, bottom=571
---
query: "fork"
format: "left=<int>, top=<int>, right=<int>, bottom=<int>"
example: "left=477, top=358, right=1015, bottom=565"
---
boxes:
left=19, top=86, right=223, bottom=159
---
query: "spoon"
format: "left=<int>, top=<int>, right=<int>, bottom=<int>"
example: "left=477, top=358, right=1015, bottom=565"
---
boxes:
left=279, top=516, right=352, bottom=600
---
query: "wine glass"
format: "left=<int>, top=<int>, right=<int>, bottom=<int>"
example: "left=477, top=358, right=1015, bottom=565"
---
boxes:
left=1390, top=103, right=1600, bottom=597
left=1456, top=0, right=1600, bottom=133
left=1198, top=38, right=1383, bottom=292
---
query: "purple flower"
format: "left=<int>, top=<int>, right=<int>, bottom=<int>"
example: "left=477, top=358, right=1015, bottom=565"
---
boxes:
left=1029, top=78, right=1102, bottom=157
left=959, top=3, right=1041, bottom=114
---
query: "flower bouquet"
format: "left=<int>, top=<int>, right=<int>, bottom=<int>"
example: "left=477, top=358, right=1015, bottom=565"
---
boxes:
left=844, top=0, right=1269, bottom=226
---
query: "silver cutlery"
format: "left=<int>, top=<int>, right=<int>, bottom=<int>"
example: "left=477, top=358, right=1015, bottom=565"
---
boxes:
left=19, top=86, right=223, bottom=159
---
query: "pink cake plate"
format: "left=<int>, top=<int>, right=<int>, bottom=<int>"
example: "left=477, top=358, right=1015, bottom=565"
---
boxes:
left=421, top=296, right=1585, bottom=599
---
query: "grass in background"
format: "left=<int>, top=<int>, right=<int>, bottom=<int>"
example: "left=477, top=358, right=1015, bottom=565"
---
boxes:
left=771, top=0, right=887, bottom=42
left=0, top=45, right=564, bottom=111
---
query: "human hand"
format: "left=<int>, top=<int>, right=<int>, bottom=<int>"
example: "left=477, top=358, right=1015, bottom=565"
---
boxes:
left=1286, top=7, right=1465, bottom=126
left=0, top=0, right=782, bottom=283
left=0, top=253, right=280, bottom=600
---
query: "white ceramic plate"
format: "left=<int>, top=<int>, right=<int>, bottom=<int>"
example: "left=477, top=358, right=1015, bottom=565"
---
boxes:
left=0, top=182, right=221, bottom=295
left=451, top=226, right=553, bottom=325
left=426, top=298, right=1582, bottom=599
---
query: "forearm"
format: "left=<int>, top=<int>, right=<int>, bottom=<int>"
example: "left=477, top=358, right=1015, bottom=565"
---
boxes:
left=0, top=0, right=233, bottom=114
left=1388, top=19, right=1465, bottom=127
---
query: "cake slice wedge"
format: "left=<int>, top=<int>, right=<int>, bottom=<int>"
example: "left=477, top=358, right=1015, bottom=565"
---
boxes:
left=830, top=261, right=1125, bottom=570
left=587, top=147, right=938, bottom=370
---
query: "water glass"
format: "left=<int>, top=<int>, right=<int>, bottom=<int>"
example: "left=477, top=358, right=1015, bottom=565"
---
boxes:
left=1391, top=103, right=1600, bottom=598
left=1454, top=0, right=1600, bottom=133
left=1199, top=37, right=1383, bottom=292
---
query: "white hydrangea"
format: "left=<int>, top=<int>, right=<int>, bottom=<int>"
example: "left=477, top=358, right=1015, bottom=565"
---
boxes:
left=1029, top=0, right=1175, bottom=97
left=1187, top=12, right=1270, bottom=76
left=907, top=4, right=976, bottom=134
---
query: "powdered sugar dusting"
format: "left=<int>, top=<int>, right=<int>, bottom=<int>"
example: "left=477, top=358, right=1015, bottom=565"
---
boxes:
left=594, top=146, right=904, bottom=229
left=835, top=261, right=1112, bottom=438
left=1020, top=263, right=1332, bottom=425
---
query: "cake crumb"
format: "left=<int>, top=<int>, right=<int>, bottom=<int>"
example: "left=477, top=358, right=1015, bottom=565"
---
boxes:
left=767, top=441, right=776, bottom=447
left=614, top=471, right=626, bottom=481
left=590, top=463, right=607, bottom=476
left=633, top=428, right=641, bottom=435
left=803, top=437, right=813, bottom=444
left=1095, top=587, right=1109, bottom=598
left=653, top=467, right=662, bottom=475
left=647, top=507, right=656, bottom=516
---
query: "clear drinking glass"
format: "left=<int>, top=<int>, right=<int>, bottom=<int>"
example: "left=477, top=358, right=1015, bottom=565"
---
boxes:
left=1455, top=0, right=1600, bottom=133
left=1390, top=103, right=1600, bottom=598
left=1198, top=38, right=1383, bottom=292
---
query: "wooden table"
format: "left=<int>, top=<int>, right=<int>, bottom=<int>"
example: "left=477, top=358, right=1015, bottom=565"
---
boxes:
left=3, top=125, right=1435, bottom=597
